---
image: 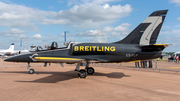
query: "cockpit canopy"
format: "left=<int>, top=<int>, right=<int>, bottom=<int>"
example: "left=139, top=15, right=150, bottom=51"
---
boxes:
left=29, top=46, right=43, bottom=52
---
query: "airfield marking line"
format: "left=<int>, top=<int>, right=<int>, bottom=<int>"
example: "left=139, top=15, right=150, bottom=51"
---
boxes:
left=168, top=67, right=180, bottom=69
left=130, top=75, right=180, bottom=84
left=155, top=89, right=180, bottom=96
left=96, top=71, right=111, bottom=74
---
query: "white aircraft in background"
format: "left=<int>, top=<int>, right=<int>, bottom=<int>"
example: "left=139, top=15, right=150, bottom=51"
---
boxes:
left=0, top=43, right=30, bottom=60
left=0, top=43, right=15, bottom=56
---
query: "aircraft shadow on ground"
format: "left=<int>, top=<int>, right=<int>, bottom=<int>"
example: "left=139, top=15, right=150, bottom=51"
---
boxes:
left=0, top=71, right=130, bottom=83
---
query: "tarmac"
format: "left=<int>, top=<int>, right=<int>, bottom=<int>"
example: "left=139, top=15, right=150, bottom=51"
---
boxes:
left=0, top=60, right=180, bottom=101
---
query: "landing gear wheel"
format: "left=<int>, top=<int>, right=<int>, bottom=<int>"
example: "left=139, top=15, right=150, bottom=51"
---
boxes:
left=87, top=67, right=95, bottom=75
left=78, top=69, right=87, bottom=78
left=29, top=69, right=35, bottom=74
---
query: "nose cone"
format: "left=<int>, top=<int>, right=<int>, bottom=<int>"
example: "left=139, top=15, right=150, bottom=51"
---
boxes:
left=4, top=56, right=15, bottom=62
left=4, top=53, right=34, bottom=62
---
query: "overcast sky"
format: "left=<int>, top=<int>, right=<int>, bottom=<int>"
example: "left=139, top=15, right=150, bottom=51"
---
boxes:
left=0, top=0, right=180, bottom=52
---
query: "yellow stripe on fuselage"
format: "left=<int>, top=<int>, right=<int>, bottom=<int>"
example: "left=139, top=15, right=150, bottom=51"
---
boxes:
left=34, top=57, right=82, bottom=61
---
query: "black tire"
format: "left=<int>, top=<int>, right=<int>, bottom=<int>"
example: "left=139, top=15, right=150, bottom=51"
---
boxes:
left=29, top=69, right=35, bottom=74
left=87, top=67, right=95, bottom=75
left=78, top=69, right=87, bottom=78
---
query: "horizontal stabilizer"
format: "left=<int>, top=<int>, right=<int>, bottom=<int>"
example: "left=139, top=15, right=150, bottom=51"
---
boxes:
left=139, top=44, right=169, bottom=52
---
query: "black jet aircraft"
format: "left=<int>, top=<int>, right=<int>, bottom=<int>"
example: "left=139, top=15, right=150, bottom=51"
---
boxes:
left=4, top=10, right=169, bottom=78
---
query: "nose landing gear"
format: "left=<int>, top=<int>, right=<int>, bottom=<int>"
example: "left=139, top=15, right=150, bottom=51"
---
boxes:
left=29, top=69, right=35, bottom=74
left=27, top=62, right=35, bottom=74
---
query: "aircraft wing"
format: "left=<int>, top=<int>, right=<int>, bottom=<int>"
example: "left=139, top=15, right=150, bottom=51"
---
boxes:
left=0, top=52, right=13, bottom=56
left=0, top=52, right=4, bottom=56
left=88, top=58, right=109, bottom=63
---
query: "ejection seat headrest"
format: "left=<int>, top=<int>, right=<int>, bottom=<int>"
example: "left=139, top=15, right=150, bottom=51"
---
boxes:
left=51, top=42, right=58, bottom=50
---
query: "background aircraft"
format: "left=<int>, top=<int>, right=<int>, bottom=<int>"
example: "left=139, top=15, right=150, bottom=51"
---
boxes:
left=0, top=43, right=15, bottom=56
left=4, top=10, right=169, bottom=78
left=0, top=43, right=30, bottom=60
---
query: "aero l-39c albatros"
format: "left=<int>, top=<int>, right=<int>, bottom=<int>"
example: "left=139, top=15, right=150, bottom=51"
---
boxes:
left=4, top=10, right=169, bottom=78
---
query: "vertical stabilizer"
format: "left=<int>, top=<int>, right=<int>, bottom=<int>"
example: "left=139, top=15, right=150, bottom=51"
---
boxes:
left=115, top=10, right=168, bottom=45
left=8, top=43, right=14, bottom=52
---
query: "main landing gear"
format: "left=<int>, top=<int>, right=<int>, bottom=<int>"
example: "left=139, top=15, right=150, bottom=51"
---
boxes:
left=27, top=62, right=35, bottom=74
left=75, top=62, right=95, bottom=78
left=77, top=69, right=87, bottom=78
left=87, top=67, right=95, bottom=75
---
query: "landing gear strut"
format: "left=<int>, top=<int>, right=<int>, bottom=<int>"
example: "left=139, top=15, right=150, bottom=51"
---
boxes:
left=27, top=62, right=35, bottom=74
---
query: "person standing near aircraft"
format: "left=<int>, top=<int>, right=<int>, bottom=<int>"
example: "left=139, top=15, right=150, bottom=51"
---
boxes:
left=135, top=62, right=139, bottom=68
left=149, top=60, right=152, bottom=68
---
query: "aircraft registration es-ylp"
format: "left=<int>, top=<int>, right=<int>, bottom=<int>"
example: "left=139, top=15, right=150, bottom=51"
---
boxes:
left=4, top=10, right=169, bottom=78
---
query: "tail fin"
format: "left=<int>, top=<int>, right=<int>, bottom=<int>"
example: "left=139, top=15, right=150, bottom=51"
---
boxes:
left=115, top=10, right=168, bottom=45
left=8, top=43, right=14, bottom=52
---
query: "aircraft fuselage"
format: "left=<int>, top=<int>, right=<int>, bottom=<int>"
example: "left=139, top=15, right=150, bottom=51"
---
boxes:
left=4, top=43, right=162, bottom=63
